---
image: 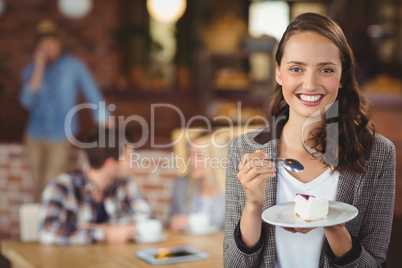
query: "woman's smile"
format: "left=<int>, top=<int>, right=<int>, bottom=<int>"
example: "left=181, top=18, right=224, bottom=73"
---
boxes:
left=297, top=93, right=324, bottom=106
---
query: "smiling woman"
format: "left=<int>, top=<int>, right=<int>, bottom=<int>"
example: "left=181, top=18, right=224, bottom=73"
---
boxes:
left=224, top=12, right=395, bottom=268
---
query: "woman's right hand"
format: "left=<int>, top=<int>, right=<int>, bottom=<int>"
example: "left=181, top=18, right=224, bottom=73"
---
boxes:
left=169, top=214, right=189, bottom=232
left=29, top=48, right=47, bottom=92
left=237, top=150, right=276, bottom=207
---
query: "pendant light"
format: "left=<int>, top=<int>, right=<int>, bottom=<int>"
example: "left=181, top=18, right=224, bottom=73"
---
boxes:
left=147, top=0, right=187, bottom=23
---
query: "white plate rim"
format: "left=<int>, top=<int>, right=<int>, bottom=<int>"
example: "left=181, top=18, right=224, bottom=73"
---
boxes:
left=262, top=200, right=358, bottom=228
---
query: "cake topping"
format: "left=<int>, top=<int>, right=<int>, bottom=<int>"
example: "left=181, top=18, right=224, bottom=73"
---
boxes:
left=296, top=193, right=315, bottom=200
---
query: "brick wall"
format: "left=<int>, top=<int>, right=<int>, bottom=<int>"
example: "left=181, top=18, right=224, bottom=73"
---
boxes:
left=0, top=0, right=121, bottom=96
left=0, top=145, right=32, bottom=239
left=131, top=150, right=178, bottom=224
left=0, top=144, right=178, bottom=239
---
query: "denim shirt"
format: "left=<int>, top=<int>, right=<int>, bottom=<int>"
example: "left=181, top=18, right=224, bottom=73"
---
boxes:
left=20, top=54, right=108, bottom=141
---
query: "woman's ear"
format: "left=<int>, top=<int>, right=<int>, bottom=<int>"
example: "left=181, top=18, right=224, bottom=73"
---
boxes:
left=275, top=63, right=282, bottom=85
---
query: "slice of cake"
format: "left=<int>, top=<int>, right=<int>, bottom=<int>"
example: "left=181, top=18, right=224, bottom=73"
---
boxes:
left=294, top=194, right=328, bottom=222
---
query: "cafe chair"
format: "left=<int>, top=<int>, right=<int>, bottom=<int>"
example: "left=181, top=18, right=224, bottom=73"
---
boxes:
left=19, top=203, right=41, bottom=242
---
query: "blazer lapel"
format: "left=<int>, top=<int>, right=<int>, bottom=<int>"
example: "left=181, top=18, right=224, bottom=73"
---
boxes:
left=336, top=168, right=362, bottom=204
left=261, top=139, right=280, bottom=267
left=263, top=139, right=280, bottom=210
left=320, top=168, right=363, bottom=267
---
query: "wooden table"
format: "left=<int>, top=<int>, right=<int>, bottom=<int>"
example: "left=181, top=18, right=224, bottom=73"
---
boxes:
left=0, top=231, right=224, bottom=268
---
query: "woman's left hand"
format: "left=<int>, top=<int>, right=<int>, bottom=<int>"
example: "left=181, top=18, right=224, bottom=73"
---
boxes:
left=323, top=222, right=352, bottom=257
left=281, top=223, right=352, bottom=258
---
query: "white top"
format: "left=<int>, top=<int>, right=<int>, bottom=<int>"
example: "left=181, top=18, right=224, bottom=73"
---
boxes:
left=274, top=165, right=339, bottom=268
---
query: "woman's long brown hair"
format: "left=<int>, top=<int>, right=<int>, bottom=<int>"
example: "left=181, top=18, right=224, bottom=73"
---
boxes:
left=269, top=13, right=375, bottom=174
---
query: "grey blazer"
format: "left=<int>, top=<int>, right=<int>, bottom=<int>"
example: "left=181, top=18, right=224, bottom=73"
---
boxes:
left=223, top=127, right=395, bottom=267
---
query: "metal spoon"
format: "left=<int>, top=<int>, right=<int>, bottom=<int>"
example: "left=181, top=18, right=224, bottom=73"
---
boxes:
left=270, top=158, right=304, bottom=173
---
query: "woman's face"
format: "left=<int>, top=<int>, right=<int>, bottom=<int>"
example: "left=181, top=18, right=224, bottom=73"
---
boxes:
left=276, top=31, right=342, bottom=120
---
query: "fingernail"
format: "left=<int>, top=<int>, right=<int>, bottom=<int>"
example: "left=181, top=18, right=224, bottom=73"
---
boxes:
left=263, top=153, right=269, bottom=159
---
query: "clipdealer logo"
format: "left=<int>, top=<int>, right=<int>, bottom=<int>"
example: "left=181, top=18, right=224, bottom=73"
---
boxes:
left=63, top=101, right=339, bottom=170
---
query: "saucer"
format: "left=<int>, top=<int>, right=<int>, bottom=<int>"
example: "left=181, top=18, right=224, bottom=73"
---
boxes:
left=186, top=225, right=220, bottom=235
left=133, top=233, right=167, bottom=243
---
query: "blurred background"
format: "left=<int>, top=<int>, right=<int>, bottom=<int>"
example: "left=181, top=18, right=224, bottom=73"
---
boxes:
left=0, top=0, right=401, bottom=266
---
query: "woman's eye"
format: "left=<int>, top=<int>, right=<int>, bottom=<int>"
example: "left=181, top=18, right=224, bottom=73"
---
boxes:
left=321, top=68, right=334, bottom=73
left=290, top=67, right=302, bottom=72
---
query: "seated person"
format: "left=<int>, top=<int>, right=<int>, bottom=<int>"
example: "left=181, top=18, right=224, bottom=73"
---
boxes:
left=169, top=134, right=225, bottom=232
left=38, top=129, right=151, bottom=245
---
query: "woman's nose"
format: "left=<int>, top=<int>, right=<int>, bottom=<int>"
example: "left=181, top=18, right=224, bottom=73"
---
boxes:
left=303, top=72, right=318, bottom=91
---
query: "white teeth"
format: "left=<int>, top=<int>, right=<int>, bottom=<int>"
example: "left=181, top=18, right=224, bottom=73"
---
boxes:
left=299, top=94, right=321, bottom=102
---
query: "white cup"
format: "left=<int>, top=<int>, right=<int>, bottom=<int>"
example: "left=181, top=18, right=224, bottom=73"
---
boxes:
left=188, top=213, right=211, bottom=232
left=136, top=219, right=162, bottom=238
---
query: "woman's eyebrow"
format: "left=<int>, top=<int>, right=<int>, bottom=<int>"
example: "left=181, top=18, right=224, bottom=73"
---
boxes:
left=286, top=61, right=305, bottom=65
left=285, top=61, right=338, bottom=66
left=317, top=62, right=337, bottom=66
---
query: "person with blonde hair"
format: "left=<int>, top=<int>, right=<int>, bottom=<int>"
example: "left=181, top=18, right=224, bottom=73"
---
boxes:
left=169, top=133, right=225, bottom=232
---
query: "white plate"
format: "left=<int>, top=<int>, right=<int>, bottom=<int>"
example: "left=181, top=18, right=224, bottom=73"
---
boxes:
left=186, top=225, right=220, bottom=235
left=133, top=233, right=167, bottom=243
left=262, top=200, right=358, bottom=228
